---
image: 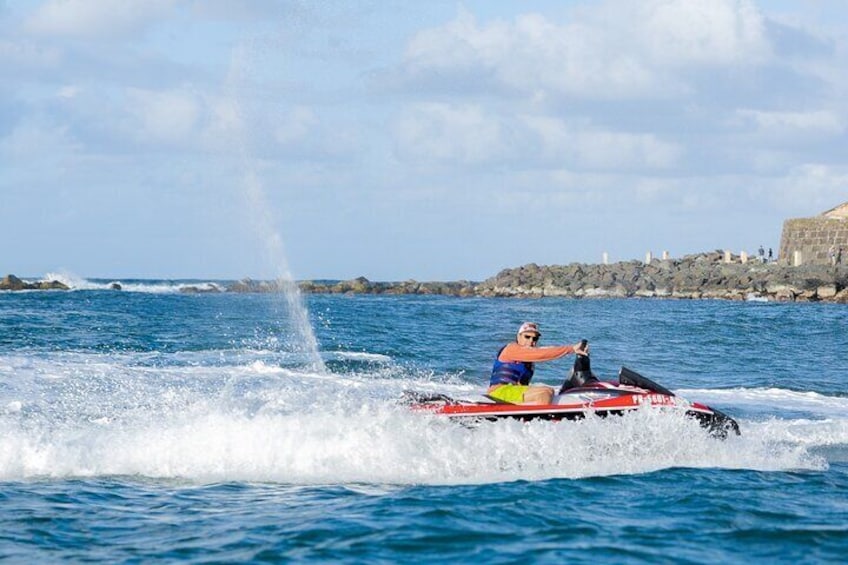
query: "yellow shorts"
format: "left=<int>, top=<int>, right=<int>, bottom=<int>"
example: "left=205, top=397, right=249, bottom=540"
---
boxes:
left=487, top=385, right=529, bottom=404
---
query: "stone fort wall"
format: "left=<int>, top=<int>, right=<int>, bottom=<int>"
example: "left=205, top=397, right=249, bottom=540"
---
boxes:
left=779, top=217, right=848, bottom=265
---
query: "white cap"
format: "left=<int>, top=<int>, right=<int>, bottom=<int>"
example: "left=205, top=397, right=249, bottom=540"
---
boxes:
left=517, top=322, right=541, bottom=337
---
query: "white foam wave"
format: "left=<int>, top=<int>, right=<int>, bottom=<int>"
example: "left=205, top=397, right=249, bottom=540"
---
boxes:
left=42, top=271, right=92, bottom=289
left=0, top=356, right=841, bottom=484
left=119, top=281, right=225, bottom=294
left=678, top=387, right=848, bottom=418
left=40, top=272, right=224, bottom=294
left=0, top=403, right=831, bottom=484
left=326, top=351, right=393, bottom=363
left=744, top=417, right=848, bottom=447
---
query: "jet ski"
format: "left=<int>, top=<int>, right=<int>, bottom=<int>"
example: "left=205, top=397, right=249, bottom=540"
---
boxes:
left=404, top=348, right=741, bottom=439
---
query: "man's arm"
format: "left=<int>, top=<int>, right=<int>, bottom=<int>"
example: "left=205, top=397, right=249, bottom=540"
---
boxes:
left=498, top=343, right=574, bottom=363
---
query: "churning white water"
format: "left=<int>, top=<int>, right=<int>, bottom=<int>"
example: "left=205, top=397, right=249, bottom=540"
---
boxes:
left=0, top=351, right=835, bottom=484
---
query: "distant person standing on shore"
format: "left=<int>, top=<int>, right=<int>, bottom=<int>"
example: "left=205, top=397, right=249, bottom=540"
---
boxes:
left=758, top=245, right=765, bottom=262
left=768, top=248, right=773, bottom=261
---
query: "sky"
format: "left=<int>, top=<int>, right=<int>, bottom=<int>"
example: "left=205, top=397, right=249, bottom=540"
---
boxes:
left=1, top=0, right=847, bottom=281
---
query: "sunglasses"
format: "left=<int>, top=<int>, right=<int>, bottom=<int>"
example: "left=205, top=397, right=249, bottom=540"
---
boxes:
left=521, top=334, right=540, bottom=343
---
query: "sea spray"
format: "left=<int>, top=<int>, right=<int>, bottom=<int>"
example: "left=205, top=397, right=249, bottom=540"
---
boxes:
left=0, top=349, right=835, bottom=483
left=224, top=43, right=325, bottom=372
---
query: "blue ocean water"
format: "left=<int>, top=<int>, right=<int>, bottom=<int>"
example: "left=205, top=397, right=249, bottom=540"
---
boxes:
left=2, top=281, right=847, bottom=563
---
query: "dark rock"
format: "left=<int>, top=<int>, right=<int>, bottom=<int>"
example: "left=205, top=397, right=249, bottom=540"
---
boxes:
left=1, top=274, right=27, bottom=290
left=1, top=274, right=69, bottom=291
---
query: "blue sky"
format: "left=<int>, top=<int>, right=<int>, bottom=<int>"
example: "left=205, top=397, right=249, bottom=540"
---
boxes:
left=1, top=0, right=846, bottom=281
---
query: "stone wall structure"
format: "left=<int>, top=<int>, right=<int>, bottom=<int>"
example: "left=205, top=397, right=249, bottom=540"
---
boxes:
left=779, top=202, right=848, bottom=266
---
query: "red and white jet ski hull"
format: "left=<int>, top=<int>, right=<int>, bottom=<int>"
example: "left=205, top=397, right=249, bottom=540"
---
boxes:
left=406, top=368, right=740, bottom=438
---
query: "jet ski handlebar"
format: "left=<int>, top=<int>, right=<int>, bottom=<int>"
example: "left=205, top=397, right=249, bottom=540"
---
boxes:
left=559, top=340, right=598, bottom=393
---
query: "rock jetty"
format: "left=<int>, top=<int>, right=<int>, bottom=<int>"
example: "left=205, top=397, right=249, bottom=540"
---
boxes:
left=3, top=251, right=847, bottom=302
left=474, top=251, right=848, bottom=303
left=297, top=277, right=478, bottom=297
left=292, top=251, right=848, bottom=303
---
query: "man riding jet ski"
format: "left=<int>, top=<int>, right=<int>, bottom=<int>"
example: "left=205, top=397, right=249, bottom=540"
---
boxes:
left=487, top=322, right=588, bottom=405
left=404, top=328, right=740, bottom=438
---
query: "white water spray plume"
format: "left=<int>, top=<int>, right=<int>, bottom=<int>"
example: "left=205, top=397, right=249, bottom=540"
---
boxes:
left=223, top=43, right=325, bottom=372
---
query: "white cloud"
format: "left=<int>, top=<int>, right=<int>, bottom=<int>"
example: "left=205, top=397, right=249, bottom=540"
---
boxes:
left=57, top=85, right=80, bottom=99
left=522, top=115, right=681, bottom=170
left=633, top=0, right=771, bottom=66
left=273, top=106, right=317, bottom=145
left=393, top=102, right=507, bottom=164
left=401, top=0, right=772, bottom=101
left=124, top=86, right=202, bottom=145
left=403, top=9, right=663, bottom=99
left=187, top=0, right=302, bottom=23
left=769, top=163, right=848, bottom=213
left=0, top=38, right=62, bottom=69
left=197, top=96, right=243, bottom=152
left=735, top=108, right=844, bottom=136
left=0, top=121, right=79, bottom=159
left=25, top=0, right=178, bottom=39
left=391, top=106, right=680, bottom=172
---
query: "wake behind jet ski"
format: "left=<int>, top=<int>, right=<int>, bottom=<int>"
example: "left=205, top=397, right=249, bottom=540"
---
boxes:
left=405, top=343, right=741, bottom=439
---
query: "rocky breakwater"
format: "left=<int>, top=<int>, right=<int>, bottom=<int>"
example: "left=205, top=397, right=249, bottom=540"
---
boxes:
left=0, top=274, right=69, bottom=291
left=6, top=251, right=848, bottom=303
left=297, top=277, right=478, bottom=297
left=475, top=251, right=848, bottom=303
